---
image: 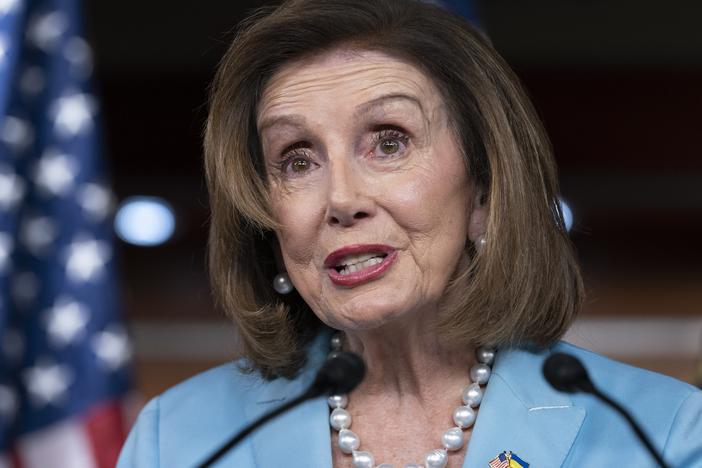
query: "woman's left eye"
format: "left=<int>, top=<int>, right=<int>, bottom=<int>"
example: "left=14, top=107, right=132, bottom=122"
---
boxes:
left=371, top=128, right=410, bottom=158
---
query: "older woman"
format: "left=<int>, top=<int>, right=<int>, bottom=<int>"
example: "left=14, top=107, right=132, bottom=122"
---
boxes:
left=118, top=0, right=702, bottom=467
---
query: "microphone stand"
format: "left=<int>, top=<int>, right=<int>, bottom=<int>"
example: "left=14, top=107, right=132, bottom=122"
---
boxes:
left=587, top=385, right=669, bottom=468
left=543, top=353, right=670, bottom=468
left=195, top=350, right=365, bottom=468
left=196, top=390, right=314, bottom=468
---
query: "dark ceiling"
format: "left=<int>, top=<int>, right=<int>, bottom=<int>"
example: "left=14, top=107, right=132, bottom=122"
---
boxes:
left=85, top=0, right=702, bottom=72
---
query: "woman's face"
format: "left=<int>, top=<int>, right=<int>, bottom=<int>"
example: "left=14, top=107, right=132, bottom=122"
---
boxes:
left=257, top=49, right=486, bottom=331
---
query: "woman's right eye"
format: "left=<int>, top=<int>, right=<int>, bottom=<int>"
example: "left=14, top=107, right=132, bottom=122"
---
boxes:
left=288, top=155, right=312, bottom=173
left=277, top=143, right=316, bottom=176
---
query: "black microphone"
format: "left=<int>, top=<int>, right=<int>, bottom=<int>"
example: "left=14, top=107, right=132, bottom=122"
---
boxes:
left=543, top=353, right=670, bottom=468
left=196, top=351, right=365, bottom=468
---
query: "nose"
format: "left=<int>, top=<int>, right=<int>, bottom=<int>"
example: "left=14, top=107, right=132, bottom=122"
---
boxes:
left=325, top=159, right=374, bottom=227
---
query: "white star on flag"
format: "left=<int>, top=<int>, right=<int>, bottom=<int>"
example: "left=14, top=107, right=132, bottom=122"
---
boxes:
left=44, top=297, right=90, bottom=346
left=34, top=150, right=78, bottom=196
left=1, top=115, right=35, bottom=152
left=20, top=215, right=58, bottom=256
left=0, top=33, right=9, bottom=66
left=77, top=183, right=114, bottom=221
left=92, top=326, right=131, bottom=370
left=63, top=36, right=93, bottom=76
left=63, top=236, right=111, bottom=282
left=23, top=361, right=73, bottom=407
left=0, top=384, right=18, bottom=420
left=0, top=231, right=12, bottom=273
left=27, top=10, right=68, bottom=51
left=0, top=166, right=26, bottom=210
left=0, top=0, right=21, bottom=16
left=50, top=92, right=96, bottom=138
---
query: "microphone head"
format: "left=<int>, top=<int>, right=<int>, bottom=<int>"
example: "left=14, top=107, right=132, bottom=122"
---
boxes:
left=313, top=351, right=366, bottom=396
left=543, top=352, right=595, bottom=394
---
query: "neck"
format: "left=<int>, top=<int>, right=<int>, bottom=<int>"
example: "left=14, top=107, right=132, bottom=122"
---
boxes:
left=342, top=319, right=475, bottom=402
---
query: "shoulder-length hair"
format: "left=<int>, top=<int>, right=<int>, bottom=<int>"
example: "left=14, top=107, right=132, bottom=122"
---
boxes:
left=204, top=0, right=584, bottom=379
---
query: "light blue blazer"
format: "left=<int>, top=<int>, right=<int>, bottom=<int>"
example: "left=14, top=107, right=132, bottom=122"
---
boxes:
left=118, top=332, right=702, bottom=467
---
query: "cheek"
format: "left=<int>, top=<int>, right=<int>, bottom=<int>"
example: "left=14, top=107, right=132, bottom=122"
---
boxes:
left=384, top=162, right=470, bottom=237
left=402, top=173, right=470, bottom=282
left=270, top=191, right=322, bottom=267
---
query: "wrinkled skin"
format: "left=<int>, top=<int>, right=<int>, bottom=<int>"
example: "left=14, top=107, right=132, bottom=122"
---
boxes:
left=258, top=48, right=487, bottom=333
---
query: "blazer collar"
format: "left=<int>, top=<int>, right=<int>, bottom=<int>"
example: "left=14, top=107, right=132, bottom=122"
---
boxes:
left=244, top=331, right=333, bottom=468
left=463, top=345, right=586, bottom=468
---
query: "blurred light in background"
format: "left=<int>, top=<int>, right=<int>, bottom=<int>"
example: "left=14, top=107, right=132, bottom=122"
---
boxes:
left=559, top=197, right=573, bottom=232
left=114, top=196, right=175, bottom=246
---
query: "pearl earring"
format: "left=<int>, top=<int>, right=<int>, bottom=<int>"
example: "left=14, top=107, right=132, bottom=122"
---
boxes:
left=475, top=235, right=486, bottom=252
left=273, top=273, right=293, bottom=294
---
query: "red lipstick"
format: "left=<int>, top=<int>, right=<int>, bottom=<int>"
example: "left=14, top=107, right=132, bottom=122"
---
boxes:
left=324, top=244, right=397, bottom=287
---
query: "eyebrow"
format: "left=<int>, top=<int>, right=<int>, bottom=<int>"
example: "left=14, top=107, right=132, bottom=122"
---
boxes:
left=257, top=93, right=426, bottom=134
left=257, top=113, right=306, bottom=134
left=354, top=93, right=426, bottom=120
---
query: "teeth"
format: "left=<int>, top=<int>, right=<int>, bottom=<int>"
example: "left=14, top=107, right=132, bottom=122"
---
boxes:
left=337, top=252, right=384, bottom=268
left=338, top=256, right=384, bottom=275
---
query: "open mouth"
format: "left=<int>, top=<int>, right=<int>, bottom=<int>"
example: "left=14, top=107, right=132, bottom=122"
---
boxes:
left=325, top=245, right=397, bottom=287
left=333, top=252, right=389, bottom=275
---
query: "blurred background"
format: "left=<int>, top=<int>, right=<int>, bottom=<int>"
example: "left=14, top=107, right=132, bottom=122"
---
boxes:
left=1, top=0, right=701, bottom=465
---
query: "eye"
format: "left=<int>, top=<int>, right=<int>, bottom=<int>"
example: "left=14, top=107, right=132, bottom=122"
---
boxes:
left=276, top=141, right=317, bottom=176
left=380, top=139, right=400, bottom=155
left=289, top=157, right=311, bottom=173
left=371, top=127, right=410, bottom=159
left=280, top=152, right=315, bottom=175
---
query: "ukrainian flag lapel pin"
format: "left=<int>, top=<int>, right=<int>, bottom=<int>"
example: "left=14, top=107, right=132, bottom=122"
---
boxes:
left=488, top=450, right=530, bottom=468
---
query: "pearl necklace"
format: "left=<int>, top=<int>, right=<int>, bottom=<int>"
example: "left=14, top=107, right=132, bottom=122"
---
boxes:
left=327, top=334, right=495, bottom=468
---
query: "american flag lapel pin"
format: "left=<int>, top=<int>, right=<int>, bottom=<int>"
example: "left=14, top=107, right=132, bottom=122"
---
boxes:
left=488, top=450, right=530, bottom=468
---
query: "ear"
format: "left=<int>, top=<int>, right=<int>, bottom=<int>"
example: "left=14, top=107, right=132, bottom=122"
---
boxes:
left=467, top=186, right=488, bottom=242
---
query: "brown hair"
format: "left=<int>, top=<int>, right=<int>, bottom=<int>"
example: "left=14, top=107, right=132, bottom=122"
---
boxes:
left=204, top=0, right=584, bottom=379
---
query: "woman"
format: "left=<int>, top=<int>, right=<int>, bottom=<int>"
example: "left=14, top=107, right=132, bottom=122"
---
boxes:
left=118, top=0, right=702, bottom=467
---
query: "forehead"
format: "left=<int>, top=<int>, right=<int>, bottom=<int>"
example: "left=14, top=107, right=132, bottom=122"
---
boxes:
left=257, top=48, right=445, bottom=127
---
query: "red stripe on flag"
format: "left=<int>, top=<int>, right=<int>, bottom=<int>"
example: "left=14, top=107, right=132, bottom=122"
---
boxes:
left=488, top=459, right=509, bottom=468
left=83, top=401, right=128, bottom=468
left=10, top=448, right=24, bottom=468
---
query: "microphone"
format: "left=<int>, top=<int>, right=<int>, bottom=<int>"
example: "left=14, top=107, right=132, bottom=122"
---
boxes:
left=196, top=351, right=365, bottom=468
left=309, top=350, right=366, bottom=396
left=543, top=353, right=670, bottom=468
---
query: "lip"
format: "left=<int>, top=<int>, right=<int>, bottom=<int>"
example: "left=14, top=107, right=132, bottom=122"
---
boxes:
left=324, top=244, right=397, bottom=287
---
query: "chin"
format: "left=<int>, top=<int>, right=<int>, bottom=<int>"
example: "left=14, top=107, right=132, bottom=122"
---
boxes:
left=328, top=293, right=418, bottom=331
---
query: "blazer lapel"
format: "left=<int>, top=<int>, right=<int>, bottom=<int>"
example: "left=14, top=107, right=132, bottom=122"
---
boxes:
left=244, top=333, right=333, bottom=468
left=463, top=347, right=586, bottom=468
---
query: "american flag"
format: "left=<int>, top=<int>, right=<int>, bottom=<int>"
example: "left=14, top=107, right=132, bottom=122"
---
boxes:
left=488, top=451, right=510, bottom=468
left=0, top=0, right=132, bottom=467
